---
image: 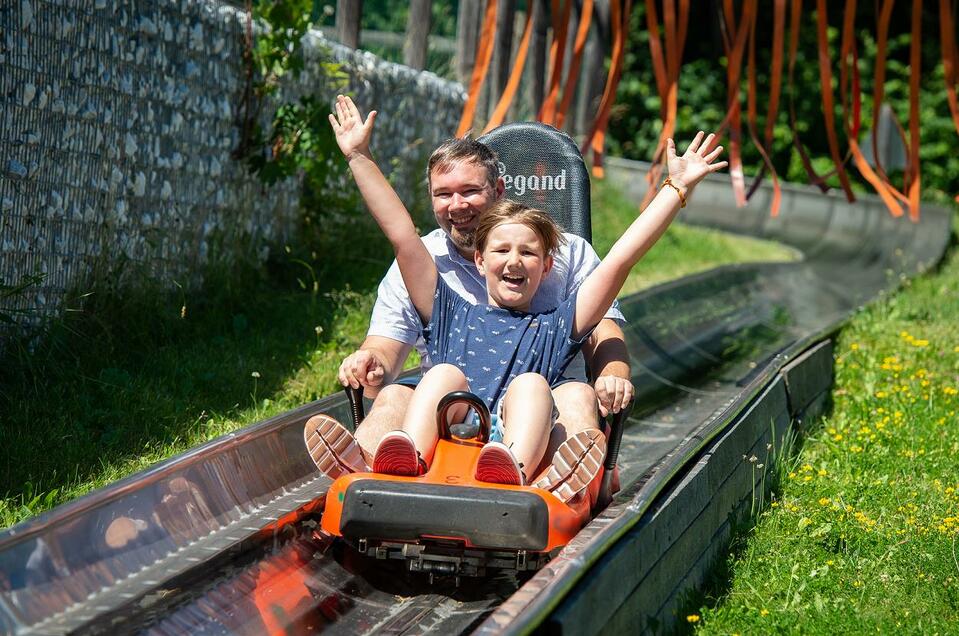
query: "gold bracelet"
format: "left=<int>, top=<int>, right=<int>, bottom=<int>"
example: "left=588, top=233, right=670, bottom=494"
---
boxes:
left=662, top=177, right=687, bottom=208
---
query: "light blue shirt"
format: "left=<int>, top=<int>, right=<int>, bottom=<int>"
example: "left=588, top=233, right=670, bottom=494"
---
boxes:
left=368, top=228, right=625, bottom=368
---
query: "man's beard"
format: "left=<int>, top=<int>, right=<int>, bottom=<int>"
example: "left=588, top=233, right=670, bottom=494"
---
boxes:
left=449, top=226, right=476, bottom=251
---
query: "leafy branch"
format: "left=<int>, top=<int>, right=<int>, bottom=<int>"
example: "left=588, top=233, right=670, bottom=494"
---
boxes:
left=233, top=0, right=347, bottom=184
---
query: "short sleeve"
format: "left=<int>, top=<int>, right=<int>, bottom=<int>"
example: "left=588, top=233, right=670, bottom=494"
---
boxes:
left=563, top=234, right=626, bottom=324
left=367, top=259, right=423, bottom=345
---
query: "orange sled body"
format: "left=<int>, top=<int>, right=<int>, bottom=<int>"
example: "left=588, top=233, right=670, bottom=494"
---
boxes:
left=321, top=435, right=602, bottom=576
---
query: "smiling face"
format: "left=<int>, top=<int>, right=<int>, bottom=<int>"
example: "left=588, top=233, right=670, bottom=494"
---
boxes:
left=430, top=161, right=503, bottom=258
left=474, top=222, right=554, bottom=312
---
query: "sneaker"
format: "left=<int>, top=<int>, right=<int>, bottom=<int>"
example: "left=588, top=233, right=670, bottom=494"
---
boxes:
left=372, top=431, right=426, bottom=476
left=303, top=414, right=370, bottom=479
left=532, top=429, right=607, bottom=503
left=475, top=442, right=526, bottom=486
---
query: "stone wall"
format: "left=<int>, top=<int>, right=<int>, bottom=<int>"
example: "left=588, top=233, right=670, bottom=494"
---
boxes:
left=0, top=0, right=465, bottom=336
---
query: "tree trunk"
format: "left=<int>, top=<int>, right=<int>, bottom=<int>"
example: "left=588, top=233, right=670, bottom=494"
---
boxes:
left=488, top=0, right=517, bottom=119
left=335, top=0, right=363, bottom=49
left=455, top=0, right=484, bottom=86
left=404, top=0, right=432, bottom=70
left=528, top=0, right=550, bottom=118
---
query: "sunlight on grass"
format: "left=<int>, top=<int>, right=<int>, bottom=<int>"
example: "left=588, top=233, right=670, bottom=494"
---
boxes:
left=0, top=179, right=796, bottom=529
left=689, top=215, right=959, bottom=634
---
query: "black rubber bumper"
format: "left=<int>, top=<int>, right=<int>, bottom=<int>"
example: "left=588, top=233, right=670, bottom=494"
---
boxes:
left=340, top=479, right=550, bottom=551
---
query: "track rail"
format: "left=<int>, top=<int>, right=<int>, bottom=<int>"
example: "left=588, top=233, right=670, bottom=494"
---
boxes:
left=0, top=169, right=951, bottom=634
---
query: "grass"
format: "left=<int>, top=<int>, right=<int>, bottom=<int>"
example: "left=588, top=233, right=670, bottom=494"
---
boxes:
left=0, top=178, right=796, bottom=529
left=686, top=213, right=959, bottom=634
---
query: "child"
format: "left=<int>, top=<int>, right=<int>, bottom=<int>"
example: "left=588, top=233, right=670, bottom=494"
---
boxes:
left=319, top=95, right=726, bottom=501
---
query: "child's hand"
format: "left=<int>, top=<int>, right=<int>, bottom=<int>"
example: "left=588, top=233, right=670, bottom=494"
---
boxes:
left=665, top=131, right=728, bottom=199
left=328, top=94, right=377, bottom=162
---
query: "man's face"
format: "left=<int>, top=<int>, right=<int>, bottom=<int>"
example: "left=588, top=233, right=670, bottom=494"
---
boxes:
left=430, top=161, right=502, bottom=255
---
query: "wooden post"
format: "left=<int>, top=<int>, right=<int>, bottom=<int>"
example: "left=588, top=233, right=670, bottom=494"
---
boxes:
left=528, top=0, right=550, bottom=119
left=335, top=0, right=363, bottom=49
left=456, top=0, right=484, bottom=86
left=404, top=0, right=432, bottom=70
left=488, top=0, right=517, bottom=118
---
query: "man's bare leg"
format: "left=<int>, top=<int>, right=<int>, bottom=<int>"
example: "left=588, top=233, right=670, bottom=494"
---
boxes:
left=353, top=384, right=414, bottom=464
left=536, top=381, right=600, bottom=474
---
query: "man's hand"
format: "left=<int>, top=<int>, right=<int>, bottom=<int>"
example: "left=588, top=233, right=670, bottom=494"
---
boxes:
left=328, top=94, right=376, bottom=161
left=594, top=375, right=634, bottom=417
left=338, top=349, right=386, bottom=390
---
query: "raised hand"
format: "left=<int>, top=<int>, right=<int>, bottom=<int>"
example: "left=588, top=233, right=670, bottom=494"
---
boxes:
left=328, top=94, right=377, bottom=161
left=665, top=131, right=728, bottom=197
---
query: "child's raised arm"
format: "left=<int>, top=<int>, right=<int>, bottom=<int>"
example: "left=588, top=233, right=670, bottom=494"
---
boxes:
left=573, top=132, right=727, bottom=338
left=328, top=95, right=437, bottom=322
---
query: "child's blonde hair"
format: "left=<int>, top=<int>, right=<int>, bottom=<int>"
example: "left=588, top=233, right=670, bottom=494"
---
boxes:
left=474, top=200, right=567, bottom=255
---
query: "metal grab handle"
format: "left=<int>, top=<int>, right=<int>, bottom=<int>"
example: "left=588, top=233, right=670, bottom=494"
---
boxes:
left=345, top=385, right=365, bottom=428
left=436, top=391, right=492, bottom=442
left=596, top=398, right=634, bottom=511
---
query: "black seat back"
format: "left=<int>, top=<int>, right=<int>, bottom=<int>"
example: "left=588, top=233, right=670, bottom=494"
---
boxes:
left=478, top=122, right=592, bottom=242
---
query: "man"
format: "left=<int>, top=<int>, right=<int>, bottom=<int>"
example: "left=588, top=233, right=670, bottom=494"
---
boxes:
left=316, top=132, right=633, bottom=477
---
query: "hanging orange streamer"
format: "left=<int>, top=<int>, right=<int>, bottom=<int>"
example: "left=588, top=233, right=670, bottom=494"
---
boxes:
left=841, top=0, right=904, bottom=217
left=640, top=0, right=690, bottom=208
left=720, top=0, right=756, bottom=207
left=555, top=0, right=594, bottom=128
left=815, top=0, right=856, bottom=202
left=540, top=0, right=573, bottom=124
left=745, top=2, right=782, bottom=216
left=456, top=0, right=499, bottom=137
left=941, top=0, right=959, bottom=202
left=581, top=0, right=631, bottom=178
left=483, top=3, right=535, bottom=133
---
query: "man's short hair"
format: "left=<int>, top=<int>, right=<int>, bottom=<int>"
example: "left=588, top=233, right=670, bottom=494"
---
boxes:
left=475, top=199, right=567, bottom=256
left=427, top=137, right=500, bottom=190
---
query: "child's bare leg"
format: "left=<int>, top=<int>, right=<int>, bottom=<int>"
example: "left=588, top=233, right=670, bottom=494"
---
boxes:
left=401, top=363, right=469, bottom=463
left=500, top=373, right=554, bottom=482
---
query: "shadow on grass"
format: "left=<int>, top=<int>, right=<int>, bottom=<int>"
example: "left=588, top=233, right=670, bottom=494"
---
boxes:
left=0, top=218, right=395, bottom=526
left=668, top=395, right=835, bottom=635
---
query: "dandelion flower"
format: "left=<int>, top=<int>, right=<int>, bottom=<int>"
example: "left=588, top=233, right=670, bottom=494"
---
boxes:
left=686, top=615, right=700, bottom=623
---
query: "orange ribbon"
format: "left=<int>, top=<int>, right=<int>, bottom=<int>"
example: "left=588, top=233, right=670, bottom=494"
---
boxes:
left=457, top=0, right=499, bottom=137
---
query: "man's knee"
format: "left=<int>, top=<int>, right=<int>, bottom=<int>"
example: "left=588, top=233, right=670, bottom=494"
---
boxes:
left=552, top=382, right=600, bottom=430
left=354, top=383, right=413, bottom=455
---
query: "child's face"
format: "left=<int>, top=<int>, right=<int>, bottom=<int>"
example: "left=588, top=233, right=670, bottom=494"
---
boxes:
left=474, top=223, right=553, bottom=312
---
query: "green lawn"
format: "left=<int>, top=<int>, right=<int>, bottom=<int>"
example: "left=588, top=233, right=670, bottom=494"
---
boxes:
left=688, top=214, right=959, bottom=634
left=0, top=178, right=795, bottom=528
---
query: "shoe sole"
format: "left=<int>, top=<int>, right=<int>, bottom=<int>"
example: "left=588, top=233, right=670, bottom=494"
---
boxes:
left=372, top=433, right=421, bottom=476
left=475, top=444, right=524, bottom=486
left=304, top=415, right=368, bottom=479
left=533, top=429, right=606, bottom=504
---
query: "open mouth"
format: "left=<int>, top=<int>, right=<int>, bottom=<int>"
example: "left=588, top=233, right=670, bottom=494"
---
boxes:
left=502, top=273, right=525, bottom=286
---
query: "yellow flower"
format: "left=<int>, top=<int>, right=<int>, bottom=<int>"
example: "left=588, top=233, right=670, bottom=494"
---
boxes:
left=819, top=497, right=831, bottom=506
left=760, top=609, right=770, bottom=617
left=875, top=391, right=887, bottom=398
left=686, top=615, right=701, bottom=623
left=850, top=343, right=860, bottom=350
